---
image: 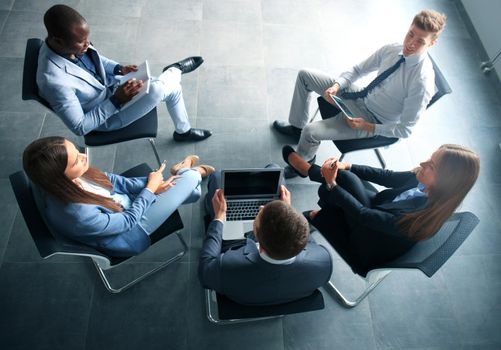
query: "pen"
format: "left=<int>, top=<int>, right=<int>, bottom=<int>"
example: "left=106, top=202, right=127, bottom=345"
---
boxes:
left=330, top=159, right=337, bottom=168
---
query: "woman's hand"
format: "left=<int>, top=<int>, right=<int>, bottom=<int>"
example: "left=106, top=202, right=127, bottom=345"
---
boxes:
left=154, top=175, right=178, bottom=194
left=146, top=163, right=167, bottom=193
left=320, top=157, right=340, bottom=185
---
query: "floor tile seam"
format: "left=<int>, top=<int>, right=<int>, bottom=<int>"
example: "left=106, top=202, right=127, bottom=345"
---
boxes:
left=81, top=272, right=96, bottom=350
left=0, top=204, right=17, bottom=267
left=0, top=260, right=94, bottom=265
left=0, top=8, right=11, bottom=37
left=194, top=115, right=269, bottom=121
left=1, top=8, right=43, bottom=16
left=439, top=268, right=475, bottom=346
left=201, top=17, right=266, bottom=27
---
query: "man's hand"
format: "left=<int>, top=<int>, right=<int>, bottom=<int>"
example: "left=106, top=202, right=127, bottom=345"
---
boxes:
left=146, top=162, right=166, bottom=193
left=344, top=117, right=375, bottom=133
left=323, top=82, right=340, bottom=105
left=121, top=64, right=138, bottom=75
left=279, top=185, right=291, bottom=205
left=113, top=78, right=144, bottom=104
left=212, top=189, right=227, bottom=221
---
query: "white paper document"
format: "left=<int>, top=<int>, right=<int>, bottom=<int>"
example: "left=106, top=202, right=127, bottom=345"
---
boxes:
left=118, top=60, right=151, bottom=110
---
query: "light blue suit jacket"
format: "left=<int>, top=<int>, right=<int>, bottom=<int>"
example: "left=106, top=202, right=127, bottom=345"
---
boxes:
left=40, top=173, right=156, bottom=257
left=36, top=42, right=122, bottom=136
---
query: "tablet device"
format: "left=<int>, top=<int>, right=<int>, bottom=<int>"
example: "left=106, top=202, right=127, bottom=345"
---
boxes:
left=330, top=95, right=355, bottom=120
left=119, top=60, right=151, bottom=110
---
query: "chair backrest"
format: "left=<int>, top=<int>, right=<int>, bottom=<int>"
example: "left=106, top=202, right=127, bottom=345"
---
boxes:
left=381, top=212, right=479, bottom=277
left=215, top=289, right=325, bottom=320
left=9, top=170, right=110, bottom=260
left=427, top=54, right=452, bottom=109
left=22, top=38, right=53, bottom=110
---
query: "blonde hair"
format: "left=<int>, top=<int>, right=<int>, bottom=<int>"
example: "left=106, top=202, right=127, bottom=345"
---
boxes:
left=399, top=144, right=479, bottom=240
left=412, top=9, right=447, bottom=39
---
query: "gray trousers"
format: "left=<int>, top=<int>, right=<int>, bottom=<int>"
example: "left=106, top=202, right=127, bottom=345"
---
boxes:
left=288, top=69, right=376, bottom=160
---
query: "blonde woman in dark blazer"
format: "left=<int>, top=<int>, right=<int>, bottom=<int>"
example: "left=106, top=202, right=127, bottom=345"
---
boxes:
left=282, top=144, right=480, bottom=269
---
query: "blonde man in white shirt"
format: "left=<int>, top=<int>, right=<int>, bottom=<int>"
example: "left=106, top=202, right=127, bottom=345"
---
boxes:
left=274, top=10, right=446, bottom=178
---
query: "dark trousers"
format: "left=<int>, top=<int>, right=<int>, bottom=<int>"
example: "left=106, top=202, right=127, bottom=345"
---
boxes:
left=307, top=164, right=376, bottom=207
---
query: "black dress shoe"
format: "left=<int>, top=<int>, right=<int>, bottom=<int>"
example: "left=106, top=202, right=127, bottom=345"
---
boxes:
left=273, top=120, right=302, bottom=142
left=163, top=56, right=204, bottom=74
left=173, top=128, right=212, bottom=142
left=282, top=145, right=316, bottom=179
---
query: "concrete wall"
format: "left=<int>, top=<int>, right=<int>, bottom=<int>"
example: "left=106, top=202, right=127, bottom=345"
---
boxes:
left=461, top=0, right=501, bottom=79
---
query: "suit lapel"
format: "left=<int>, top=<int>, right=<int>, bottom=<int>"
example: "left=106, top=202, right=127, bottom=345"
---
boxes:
left=87, top=46, right=107, bottom=84
left=45, top=44, right=105, bottom=90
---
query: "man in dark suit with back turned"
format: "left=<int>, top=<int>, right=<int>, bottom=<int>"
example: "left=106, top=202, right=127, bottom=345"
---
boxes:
left=198, top=169, right=332, bottom=305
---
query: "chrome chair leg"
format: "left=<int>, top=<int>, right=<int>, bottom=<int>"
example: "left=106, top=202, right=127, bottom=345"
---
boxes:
left=326, top=270, right=392, bottom=308
left=148, top=138, right=162, bottom=167
left=204, top=289, right=282, bottom=325
left=309, top=107, right=320, bottom=123
left=374, top=149, right=386, bottom=169
left=93, top=231, right=187, bottom=294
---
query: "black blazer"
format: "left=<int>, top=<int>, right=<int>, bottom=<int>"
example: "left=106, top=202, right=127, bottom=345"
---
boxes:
left=313, top=164, right=427, bottom=270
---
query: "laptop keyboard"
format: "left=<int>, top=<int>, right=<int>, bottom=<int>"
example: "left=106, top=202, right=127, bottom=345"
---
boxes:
left=226, top=200, right=271, bottom=221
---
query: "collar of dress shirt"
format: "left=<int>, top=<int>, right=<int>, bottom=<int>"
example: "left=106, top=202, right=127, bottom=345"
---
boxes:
left=417, top=182, right=426, bottom=192
left=256, top=242, right=297, bottom=265
left=399, top=49, right=427, bottom=67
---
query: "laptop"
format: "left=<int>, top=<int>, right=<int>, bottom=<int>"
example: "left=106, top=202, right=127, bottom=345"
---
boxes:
left=221, top=168, right=283, bottom=240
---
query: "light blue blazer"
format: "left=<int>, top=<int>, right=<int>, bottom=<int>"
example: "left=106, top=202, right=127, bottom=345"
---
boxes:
left=40, top=173, right=156, bottom=257
left=36, top=42, right=122, bottom=136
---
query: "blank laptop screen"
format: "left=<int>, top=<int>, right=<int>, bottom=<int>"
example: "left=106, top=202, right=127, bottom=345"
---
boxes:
left=224, top=170, right=281, bottom=198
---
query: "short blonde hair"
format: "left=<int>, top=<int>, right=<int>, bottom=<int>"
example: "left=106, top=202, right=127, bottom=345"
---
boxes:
left=412, top=9, right=447, bottom=39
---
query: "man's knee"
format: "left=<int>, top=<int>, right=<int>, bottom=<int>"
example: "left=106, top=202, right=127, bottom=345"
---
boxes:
left=302, top=123, right=319, bottom=142
left=297, top=69, right=312, bottom=85
left=147, top=81, right=165, bottom=104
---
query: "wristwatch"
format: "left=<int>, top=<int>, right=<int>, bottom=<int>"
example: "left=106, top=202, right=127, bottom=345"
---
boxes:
left=326, top=182, right=336, bottom=191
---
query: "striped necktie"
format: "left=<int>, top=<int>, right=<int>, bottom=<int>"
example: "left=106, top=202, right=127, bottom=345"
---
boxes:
left=342, top=56, right=405, bottom=100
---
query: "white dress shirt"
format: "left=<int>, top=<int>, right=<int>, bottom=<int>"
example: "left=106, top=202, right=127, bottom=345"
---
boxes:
left=78, top=178, right=132, bottom=209
left=337, top=43, right=436, bottom=139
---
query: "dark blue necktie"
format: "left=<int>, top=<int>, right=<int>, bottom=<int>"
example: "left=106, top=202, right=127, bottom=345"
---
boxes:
left=342, top=56, right=405, bottom=100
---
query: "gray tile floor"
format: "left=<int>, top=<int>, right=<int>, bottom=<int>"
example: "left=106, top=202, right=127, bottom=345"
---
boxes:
left=0, top=0, right=500, bottom=349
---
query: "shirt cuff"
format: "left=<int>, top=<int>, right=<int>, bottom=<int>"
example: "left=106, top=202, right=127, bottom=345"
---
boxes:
left=113, top=64, right=123, bottom=75
left=144, top=188, right=155, bottom=194
left=213, top=218, right=225, bottom=224
left=336, top=77, right=349, bottom=90
left=109, top=95, right=121, bottom=110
